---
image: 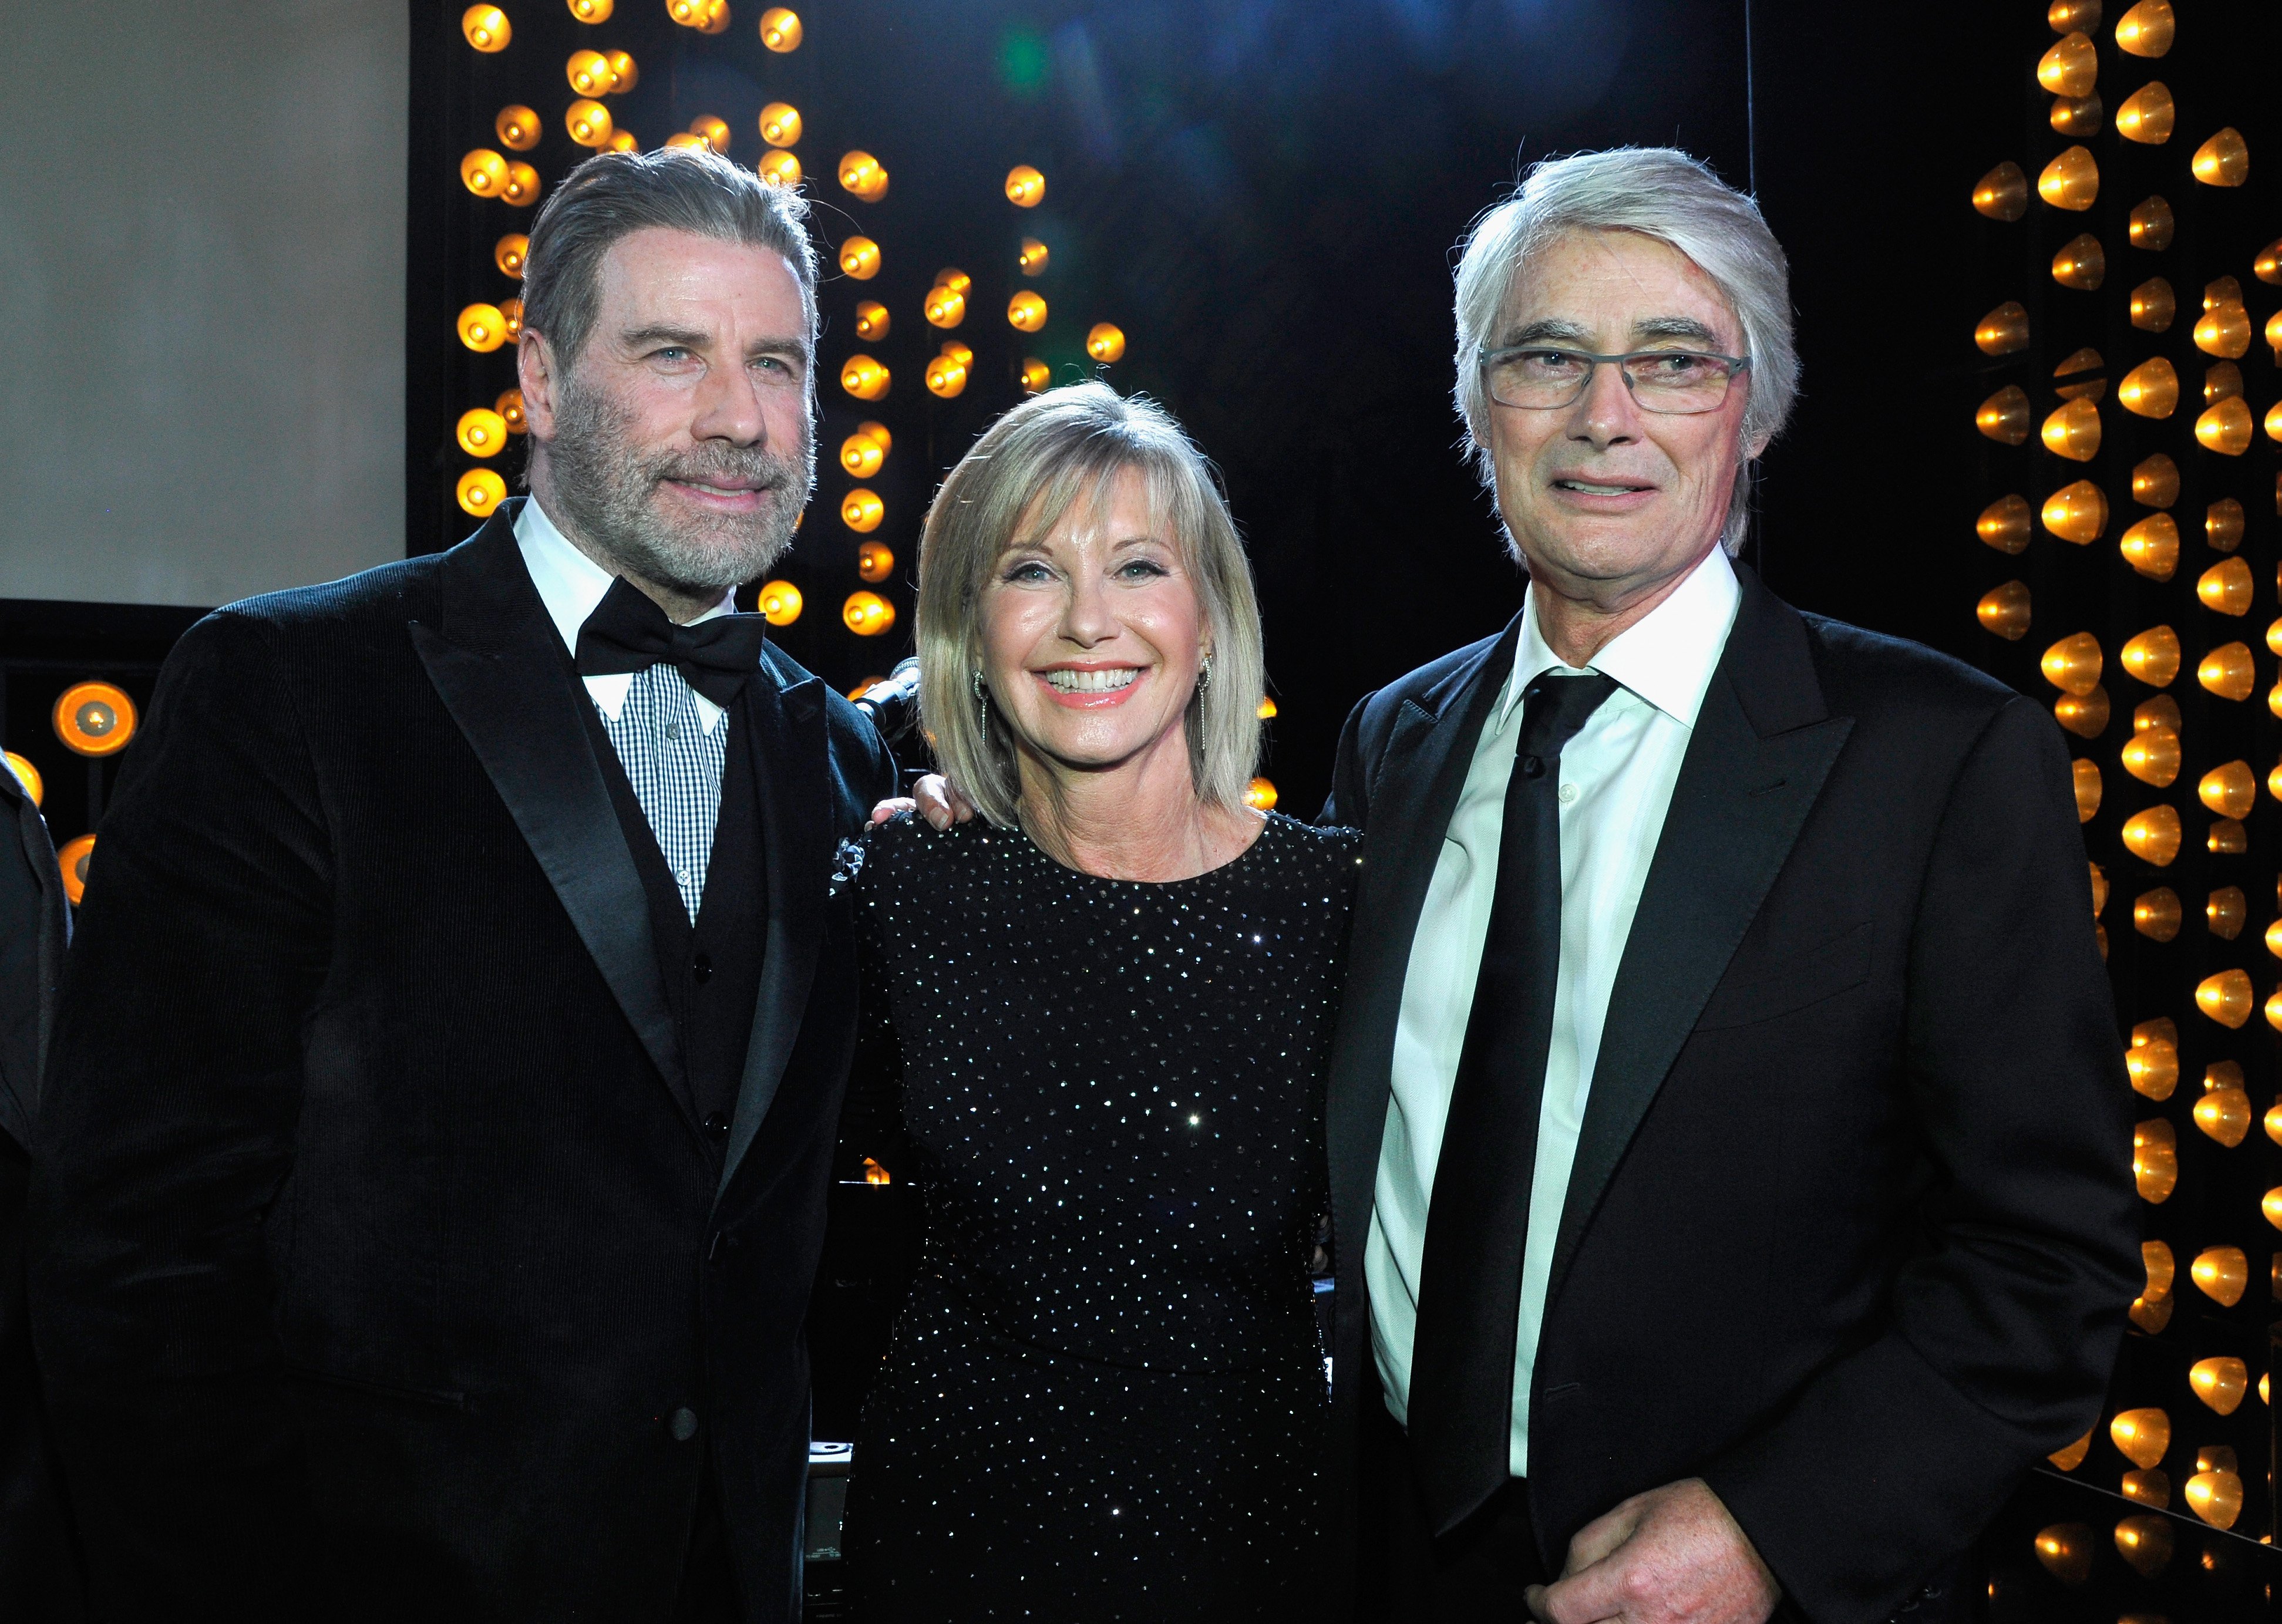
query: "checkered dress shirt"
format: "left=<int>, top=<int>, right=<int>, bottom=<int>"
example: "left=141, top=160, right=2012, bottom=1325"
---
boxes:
left=598, top=663, right=727, bottom=921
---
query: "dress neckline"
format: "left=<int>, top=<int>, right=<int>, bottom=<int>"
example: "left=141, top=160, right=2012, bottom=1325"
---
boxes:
left=1002, top=808, right=1284, bottom=889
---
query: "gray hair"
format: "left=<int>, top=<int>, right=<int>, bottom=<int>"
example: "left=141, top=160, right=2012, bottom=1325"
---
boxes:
left=1452, top=148, right=1798, bottom=554
left=521, top=146, right=818, bottom=373
left=915, top=383, right=1264, bottom=830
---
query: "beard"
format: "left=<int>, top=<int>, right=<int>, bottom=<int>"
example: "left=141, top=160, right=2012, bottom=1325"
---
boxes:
left=540, top=368, right=814, bottom=595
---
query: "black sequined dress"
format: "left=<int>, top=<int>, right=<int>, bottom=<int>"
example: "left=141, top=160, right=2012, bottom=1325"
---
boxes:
left=840, top=810, right=1359, bottom=1620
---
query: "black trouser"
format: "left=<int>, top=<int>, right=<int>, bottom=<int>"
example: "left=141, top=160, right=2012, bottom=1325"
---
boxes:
left=1358, top=1394, right=1548, bottom=1620
left=672, top=1455, right=741, bottom=1624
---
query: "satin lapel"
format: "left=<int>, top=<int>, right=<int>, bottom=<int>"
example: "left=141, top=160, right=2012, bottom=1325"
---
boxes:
left=1325, top=614, right=1524, bottom=1254
left=409, top=509, right=686, bottom=1101
left=718, top=661, right=827, bottom=1197
left=1544, top=581, right=1853, bottom=1302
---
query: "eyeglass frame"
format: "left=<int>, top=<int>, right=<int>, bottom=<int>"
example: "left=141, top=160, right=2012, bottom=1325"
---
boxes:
left=1477, top=345, right=1753, bottom=415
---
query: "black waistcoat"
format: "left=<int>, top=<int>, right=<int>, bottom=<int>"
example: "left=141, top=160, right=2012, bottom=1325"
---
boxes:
left=580, top=692, right=769, bottom=1150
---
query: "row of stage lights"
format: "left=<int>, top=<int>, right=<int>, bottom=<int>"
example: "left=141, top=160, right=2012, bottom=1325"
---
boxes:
left=1968, top=0, right=2278, bottom=1568
left=4, top=682, right=140, bottom=906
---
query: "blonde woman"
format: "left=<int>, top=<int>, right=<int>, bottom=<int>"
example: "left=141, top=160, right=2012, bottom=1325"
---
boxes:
left=839, top=383, right=1355, bottom=1618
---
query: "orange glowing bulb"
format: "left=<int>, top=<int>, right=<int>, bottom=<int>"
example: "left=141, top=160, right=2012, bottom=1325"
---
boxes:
left=857, top=540, right=895, bottom=583
left=757, top=150, right=801, bottom=187
left=1086, top=323, right=1127, bottom=363
left=496, top=105, right=542, bottom=152
left=757, top=579, right=803, bottom=626
left=839, top=354, right=890, bottom=401
left=843, top=591, right=896, bottom=636
left=494, top=233, right=529, bottom=278
left=839, top=237, right=882, bottom=280
left=760, top=7, right=802, bottom=50
left=460, top=149, right=510, bottom=198
left=462, top=5, right=511, bottom=50
left=1008, top=291, right=1048, bottom=332
left=457, top=467, right=507, bottom=517
left=567, top=49, right=614, bottom=96
left=457, top=303, right=509, bottom=352
left=840, top=488, right=884, bottom=533
left=759, top=103, right=802, bottom=147
left=1005, top=164, right=1046, bottom=207
left=456, top=408, right=510, bottom=457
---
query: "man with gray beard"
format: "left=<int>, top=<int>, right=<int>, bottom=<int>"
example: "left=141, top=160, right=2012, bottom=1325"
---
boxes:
left=30, top=147, right=895, bottom=1623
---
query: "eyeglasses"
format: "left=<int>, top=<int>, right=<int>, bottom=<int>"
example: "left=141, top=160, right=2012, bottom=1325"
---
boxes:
left=1479, top=346, right=1751, bottom=414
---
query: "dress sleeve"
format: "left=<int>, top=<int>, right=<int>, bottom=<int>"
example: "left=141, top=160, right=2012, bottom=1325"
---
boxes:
left=836, top=827, right=911, bottom=1182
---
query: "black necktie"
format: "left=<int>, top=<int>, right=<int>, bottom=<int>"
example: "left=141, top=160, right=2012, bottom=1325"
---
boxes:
left=1405, top=669, right=1620, bottom=1535
left=573, top=578, right=768, bottom=709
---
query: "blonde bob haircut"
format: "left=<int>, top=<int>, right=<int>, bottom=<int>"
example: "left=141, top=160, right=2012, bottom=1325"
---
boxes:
left=916, top=382, right=1265, bottom=830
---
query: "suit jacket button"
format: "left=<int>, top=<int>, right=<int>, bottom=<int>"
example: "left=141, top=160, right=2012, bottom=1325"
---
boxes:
left=692, top=952, right=712, bottom=983
left=704, top=1112, right=732, bottom=1138
left=670, top=1407, right=698, bottom=1441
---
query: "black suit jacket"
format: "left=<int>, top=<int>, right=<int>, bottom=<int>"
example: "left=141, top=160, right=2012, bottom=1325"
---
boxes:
left=1321, top=567, right=2138, bottom=1623
left=29, top=503, right=897, bottom=1622
left=0, top=764, right=83, bottom=1616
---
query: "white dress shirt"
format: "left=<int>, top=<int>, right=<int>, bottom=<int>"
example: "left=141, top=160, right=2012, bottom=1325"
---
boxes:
left=1364, top=546, right=1740, bottom=1477
left=513, top=497, right=733, bottom=732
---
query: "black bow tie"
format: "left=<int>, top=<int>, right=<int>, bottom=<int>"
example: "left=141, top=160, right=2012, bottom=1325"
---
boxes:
left=573, top=578, right=768, bottom=709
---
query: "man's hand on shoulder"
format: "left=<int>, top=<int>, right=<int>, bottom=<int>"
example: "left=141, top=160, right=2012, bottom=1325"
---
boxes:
left=878, top=774, right=974, bottom=831
left=1527, top=1480, right=1779, bottom=1624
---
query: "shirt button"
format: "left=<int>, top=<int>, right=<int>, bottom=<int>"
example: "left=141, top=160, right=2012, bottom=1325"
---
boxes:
left=663, top=719, right=681, bottom=740
left=1559, top=783, right=1579, bottom=805
left=692, top=952, right=713, bottom=983
left=669, top=1407, right=699, bottom=1441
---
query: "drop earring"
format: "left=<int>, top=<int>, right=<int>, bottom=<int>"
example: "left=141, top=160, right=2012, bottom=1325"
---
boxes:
left=971, top=669, right=989, bottom=738
left=1197, top=653, right=1213, bottom=695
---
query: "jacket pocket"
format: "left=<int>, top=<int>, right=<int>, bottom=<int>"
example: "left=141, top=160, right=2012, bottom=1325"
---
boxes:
left=1694, top=921, right=1874, bottom=1031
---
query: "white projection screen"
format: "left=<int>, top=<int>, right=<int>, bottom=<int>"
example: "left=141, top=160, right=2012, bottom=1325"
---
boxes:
left=0, top=2, right=408, bottom=609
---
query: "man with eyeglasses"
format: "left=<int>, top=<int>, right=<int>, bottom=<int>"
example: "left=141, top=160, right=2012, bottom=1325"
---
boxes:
left=1317, top=149, right=2137, bottom=1623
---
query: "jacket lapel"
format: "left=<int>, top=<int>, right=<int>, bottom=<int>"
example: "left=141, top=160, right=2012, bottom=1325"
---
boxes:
left=718, top=651, right=827, bottom=1197
left=409, top=505, right=686, bottom=1103
left=1325, top=615, right=1524, bottom=1260
left=0, top=774, right=65, bottom=1150
left=1545, top=574, right=1853, bottom=1301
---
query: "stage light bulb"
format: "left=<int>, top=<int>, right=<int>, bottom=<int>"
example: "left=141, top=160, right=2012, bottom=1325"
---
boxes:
left=1086, top=324, right=1127, bottom=363
left=689, top=116, right=731, bottom=154
left=499, top=299, right=523, bottom=341
left=2200, top=760, right=2256, bottom=818
left=925, top=285, right=967, bottom=328
left=2127, top=1036, right=2176, bottom=1099
left=2198, top=557, right=2252, bottom=616
left=2193, top=1076, right=2252, bottom=1143
left=757, top=151, right=801, bottom=186
left=759, top=103, right=801, bottom=147
left=1971, top=163, right=2027, bottom=221
left=857, top=421, right=891, bottom=454
left=2213, top=817, right=2249, bottom=853
left=501, top=163, right=540, bottom=207
left=750, top=579, right=800, bottom=626
left=462, top=5, right=510, bottom=50
left=2111, top=1405, right=2172, bottom=1471
left=2120, top=625, right=2179, bottom=687
left=2196, top=397, right=2253, bottom=455
left=925, top=349, right=969, bottom=399
left=839, top=151, right=888, bottom=200
left=2071, top=760, right=2101, bottom=821
left=1008, top=291, right=1048, bottom=333
left=2198, top=641, right=2255, bottom=699
left=1973, top=303, right=2029, bottom=355
left=2037, top=34, right=2099, bottom=99
left=496, top=106, right=542, bottom=153
left=568, top=49, right=614, bottom=96
left=1005, top=164, right=1046, bottom=207
left=843, top=591, right=895, bottom=636
left=2041, top=398, right=2102, bottom=460
left=496, top=389, right=526, bottom=434
left=566, top=100, right=614, bottom=149
left=2133, top=695, right=2179, bottom=732
left=2048, top=0, right=2101, bottom=27
left=2115, top=0, right=2175, bottom=56
left=2193, top=128, right=2249, bottom=187
left=0, top=752, right=38, bottom=808
left=2204, top=368, right=2244, bottom=409
left=2129, top=277, right=2176, bottom=331
left=457, top=467, right=507, bottom=517
left=2119, top=514, right=2177, bottom=580
left=1238, top=778, right=1278, bottom=811
left=839, top=237, right=881, bottom=280
left=2117, top=357, right=2178, bottom=417
left=840, top=488, right=884, bottom=532
left=494, top=233, right=529, bottom=278
left=2121, top=806, right=2181, bottom=865
left=2051, top=233, right=2106, bottom=290
left=2119, top=1470, right=2169, bottom=1508
left=1021, top=358, right=1050, bottom=395
left=2052, top=347, right=2105, bottom=403
left=2128, top=194, right=2175, bottom=249
left=857, top=540, right=894, bottom=583
left=695, top=0, right=729, bottom=35
left=2041, top=631, right=2103, bottom=694
left=456, top=408, right=509, bottom=457
left=840, top=433, right=885, bottom=479
left=839, top=354, right=890, bottom=402
left=2054, top=686, right=2108, bottom=738
left=1975, top=385, right=2031, bottom=444
left=2113, top=1515, right=2174, bottom=1578
left=1978, top=494, right=2032, bottom=552
left=853, top=301, right=890, bottom=343
left=2049, top=94, right=2102, bottom=136
left=2115, top=81, right=2175, bottom=143
left=457, top=302, right=508, bottom=352
left=2131, top=1118, right=2178, bottom=1200
left=1978, top=582, right=2031, bottom=641
left=569, top=0, right=614, bottom=19
left=2186, top=1470, right=2244, bottom=1531
left=604, top=49, right=637, bottom=90
left=461, top=149, right=510, bottom=199
left=760, top=8, right=802, bottom=50
left=1019, top=237, right=1049, bottom=276
left=2132, top=886, right=2182, bottom=938
left=2192, top=1244, right=2249, bottom=1302
left=2129, top=454, right=2179, bottom=509
left=607, top=130, right=637, bottom=153
left=2122, top=726, right=2179, bottom=786
left=2037, top=144, right=2100, bottom=208
left=2034, top=1523, right=2095, bottom=1585
left=2195, top=304, right=2252, bottom=359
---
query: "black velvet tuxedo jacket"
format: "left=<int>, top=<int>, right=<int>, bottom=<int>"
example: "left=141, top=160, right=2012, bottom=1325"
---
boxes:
left=0, top=764, right=83, bottom=1616
left=29, top=505, right=896, bottom=1622
left=1320, top=567, right=2139, bottom=1623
